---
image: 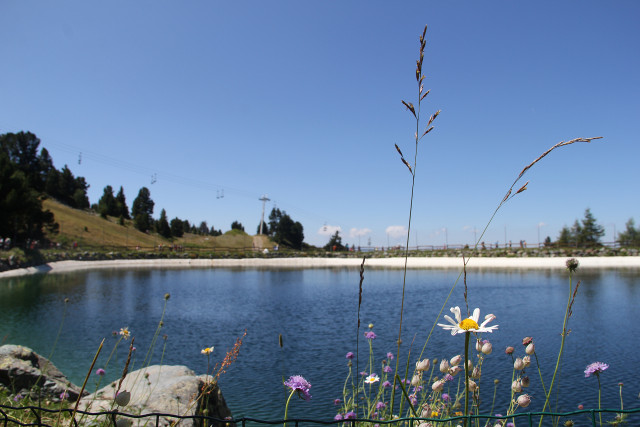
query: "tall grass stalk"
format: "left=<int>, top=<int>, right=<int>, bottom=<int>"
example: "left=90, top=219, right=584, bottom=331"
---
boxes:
left=390, top=23, right=441, bottom=413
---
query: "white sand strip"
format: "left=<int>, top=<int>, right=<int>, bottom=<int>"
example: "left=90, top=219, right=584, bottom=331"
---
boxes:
left=1, top=256, right=639, bottom=278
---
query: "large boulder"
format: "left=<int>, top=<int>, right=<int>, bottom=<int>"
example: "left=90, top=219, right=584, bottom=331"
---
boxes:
left=0, top=344, right=83, bottom=401
left=79, top=365, right=233, bottom=426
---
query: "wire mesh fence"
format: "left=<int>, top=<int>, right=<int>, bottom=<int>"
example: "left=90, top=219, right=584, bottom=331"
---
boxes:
left=2, top=405, right=639, bottom=427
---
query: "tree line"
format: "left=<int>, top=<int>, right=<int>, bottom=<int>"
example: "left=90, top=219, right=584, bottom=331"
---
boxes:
left=552, top=208, right=639, bottom=248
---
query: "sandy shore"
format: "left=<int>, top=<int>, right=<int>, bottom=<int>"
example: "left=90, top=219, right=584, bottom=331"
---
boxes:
left=1, top=256, right=639, bottom=278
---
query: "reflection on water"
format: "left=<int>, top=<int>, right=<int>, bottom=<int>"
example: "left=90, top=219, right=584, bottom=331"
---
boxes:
left=1, top=266, right=639, bottom=421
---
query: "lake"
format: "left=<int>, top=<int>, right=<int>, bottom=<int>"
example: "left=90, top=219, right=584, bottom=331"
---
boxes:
left=1, top=265, right=639, bottom=423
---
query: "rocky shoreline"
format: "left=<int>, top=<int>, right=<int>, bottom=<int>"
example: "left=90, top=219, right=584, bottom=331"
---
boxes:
left=0, top=344, right=232, bottom=426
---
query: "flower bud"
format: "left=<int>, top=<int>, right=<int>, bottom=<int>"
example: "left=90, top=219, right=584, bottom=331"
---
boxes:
left=521, top=376, right=530, bottom=388
left=472, top=366, right=481, bottom=379
left=449, top=365, right=463, bottom=376
left=467, top=380, right=478, bottom=392
left=420, top=403, right=431, bottom=418
left=517, top=394, right=531, bottom=408
left=431, top=379, right=445, bottom=392
left=525, top=343, right=535, bottom=355
left=514, top=357, right=524, bottom=370
left=411, top=373, right=422, bottom=386
left=467, top=360, right=473, bottom=371
left=439, top=359, right=450, bottom=373
left=511, top=380, right=522, bottom=393
left=115, top=390, right=131, bottom=406
left=475, top=340, right=483, bottom=352
left=450, top=355, right=462, bottom=366
left=416, top=358, right=431, bottom=371
left=566, top=258, right=579, bottom=272
left=522, top=355, right=531, bottom=368
left=481, top=341, right=493, bottom=355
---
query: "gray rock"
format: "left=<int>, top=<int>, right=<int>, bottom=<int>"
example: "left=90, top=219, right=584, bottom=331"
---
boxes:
left=0, top=344, right=82, bottom=401
left=79, top=365, right=232, bottom=426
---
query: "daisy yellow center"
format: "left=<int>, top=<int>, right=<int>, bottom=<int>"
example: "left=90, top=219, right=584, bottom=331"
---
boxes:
left=459, top=318, right=479, bottom=330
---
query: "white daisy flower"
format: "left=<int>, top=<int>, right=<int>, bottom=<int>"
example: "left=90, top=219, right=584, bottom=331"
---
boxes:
left=364, top=373, right=380, bottom=384
left=437, top=306, right=498, bottom=336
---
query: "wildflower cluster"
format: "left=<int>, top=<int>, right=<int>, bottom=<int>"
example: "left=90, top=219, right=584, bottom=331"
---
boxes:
left=333, top=316, right=499, bottom=423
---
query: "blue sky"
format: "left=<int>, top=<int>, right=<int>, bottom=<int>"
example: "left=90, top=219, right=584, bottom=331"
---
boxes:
left=1, top=1, right=638, bottom=248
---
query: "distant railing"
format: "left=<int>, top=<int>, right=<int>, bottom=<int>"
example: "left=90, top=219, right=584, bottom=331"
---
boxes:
left=1, top=405, right=639, bottom=427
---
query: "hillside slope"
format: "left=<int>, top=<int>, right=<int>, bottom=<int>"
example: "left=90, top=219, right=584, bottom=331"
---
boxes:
left=42, top=198, right=270, bottom=250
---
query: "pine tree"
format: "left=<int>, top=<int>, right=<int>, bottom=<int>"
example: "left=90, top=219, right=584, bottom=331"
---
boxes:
left=617, top=219, right=639, bottom=247
left=132, top=187, right=154, bottom=232
left=115, top=186, right=130, bottom=219
left=578, top=208, right=604, bottom=246
left=156, top=208, right=171, bottom=238
left=97, top=185, right=117, bottom=218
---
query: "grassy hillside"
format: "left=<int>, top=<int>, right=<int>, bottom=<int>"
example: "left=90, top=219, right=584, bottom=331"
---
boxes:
left=42, top=198, right=270, bottom=251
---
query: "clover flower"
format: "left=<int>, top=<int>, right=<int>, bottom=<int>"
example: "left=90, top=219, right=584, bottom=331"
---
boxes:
left=383, top=365, right=392, bottom=373
left=382, top=380, right=392, bottom=388
left=364, top=331, right=377, bottom=340
left=334, top=414, right=344, bottom=421
left=346, top=351, right=355, bottom=359
left=584, top=362, right=609, bottom=378
left=284, top=375, right=312, bottom=401
left=344, top=411, right=356, bottom=419
left=437, top=306, right=498, bottom=336
left=376, top=401, right=386, bottom=410
left=387, top=352, right=394, bottom=360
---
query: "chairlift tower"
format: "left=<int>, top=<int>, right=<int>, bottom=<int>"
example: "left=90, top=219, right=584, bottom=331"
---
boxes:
left=258, top=195, right=270, bottom=235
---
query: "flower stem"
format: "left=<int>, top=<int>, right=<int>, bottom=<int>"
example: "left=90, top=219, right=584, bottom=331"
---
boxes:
left=597, top=373, right=602, bottom=427
left=539, top=270, right=574, bottom=426
left=283, top=390, right=295, bottom=427
left=464, top=331, right=470, bottom=427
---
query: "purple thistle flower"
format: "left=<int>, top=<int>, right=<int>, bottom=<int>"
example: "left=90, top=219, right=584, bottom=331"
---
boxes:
left=376, top=401, right=386, bottom=410
left=344, top=411, right=357, bottom=419
left=346, top=352, right=355, bottom=359
left=383, top=365, right=392, bottom=373
left=442, top=393, right=450, bottom=402
left=585, top=362, right=609, bottom=377
left=364, top=331, right=377, bottom=340
left=334, top=414, right=344, bottom=421
left=284, top=375, right=312, bottom=401
left=334, top=398, right=341, bottom=405
left=96, top=368, right=106, bottom=376
left=444, top=374, right=454, bottom=382
left=382, top=381, right=392, bottom=388
left=387, top=352, right=394, bottom=360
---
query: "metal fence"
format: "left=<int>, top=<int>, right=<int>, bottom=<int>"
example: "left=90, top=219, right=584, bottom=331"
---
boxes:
left=2, top=405, right=639, bottom=427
